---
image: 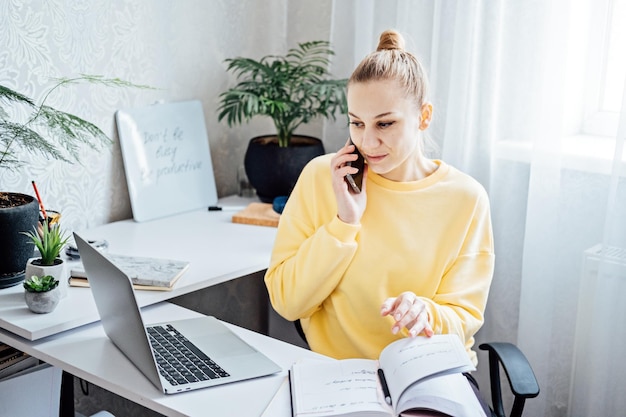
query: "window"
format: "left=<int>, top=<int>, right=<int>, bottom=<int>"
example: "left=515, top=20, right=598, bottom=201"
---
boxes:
left=496, top=0, right=626, bottom=174
left=583, top=0, right=626, bottom=137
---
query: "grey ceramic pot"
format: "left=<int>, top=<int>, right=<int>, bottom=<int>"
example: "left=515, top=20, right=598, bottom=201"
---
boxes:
left=24, top=286, right=61, bottom=314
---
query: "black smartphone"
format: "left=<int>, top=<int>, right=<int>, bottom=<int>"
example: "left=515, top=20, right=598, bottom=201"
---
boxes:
left=344, top=138, right=365, bottom=193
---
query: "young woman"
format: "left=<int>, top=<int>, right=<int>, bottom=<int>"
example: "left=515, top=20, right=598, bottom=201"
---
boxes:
left=264, top=29, right=494, bottom=367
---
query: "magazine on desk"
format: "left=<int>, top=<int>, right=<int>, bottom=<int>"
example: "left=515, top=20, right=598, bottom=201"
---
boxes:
left=289, top=334, right=486, bottom=417
left=70, top=254, right=190, bottom=291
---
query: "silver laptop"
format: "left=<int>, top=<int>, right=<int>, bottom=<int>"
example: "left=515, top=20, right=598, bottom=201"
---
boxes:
left=74, top=233, right=281, bottom=394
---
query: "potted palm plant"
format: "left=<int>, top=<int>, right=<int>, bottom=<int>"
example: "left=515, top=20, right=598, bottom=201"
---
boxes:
left=217, top=40, right=347, bottom=203
left=0, top=75, right=149, bottom=289
left=23, top=274, right=61, bottom=314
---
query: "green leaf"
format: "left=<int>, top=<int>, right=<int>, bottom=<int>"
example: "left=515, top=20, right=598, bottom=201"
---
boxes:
left=218, top=40, right=347, bottom=147
left=0, top=85, right=36, bottom=107
left=24, top=274, right=60, bottom=292
left=21, top=220, right=70, bottom=265
left=0, top=75, right=154, bottom=172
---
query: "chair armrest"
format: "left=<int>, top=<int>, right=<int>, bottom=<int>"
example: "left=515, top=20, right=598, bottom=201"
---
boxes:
left=479, top=342, right=540, bottom=417
left=294, top=319, right=308, bottom=344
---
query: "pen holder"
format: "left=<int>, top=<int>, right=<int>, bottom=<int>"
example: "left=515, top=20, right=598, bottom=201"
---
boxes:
left=40, top=210, right=61, bottom=226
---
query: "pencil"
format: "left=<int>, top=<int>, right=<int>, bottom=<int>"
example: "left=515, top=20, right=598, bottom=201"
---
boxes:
left=31, top=180, right=48, bottom=220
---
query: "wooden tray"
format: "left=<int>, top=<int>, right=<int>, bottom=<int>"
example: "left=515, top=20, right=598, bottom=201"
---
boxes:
left=232, top=203, right=280, bottom=227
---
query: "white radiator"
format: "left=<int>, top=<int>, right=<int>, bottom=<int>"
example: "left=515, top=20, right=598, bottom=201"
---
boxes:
left=568, top=244, right=626, bottom=417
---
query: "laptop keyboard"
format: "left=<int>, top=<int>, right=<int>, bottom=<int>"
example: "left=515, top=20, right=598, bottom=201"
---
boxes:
left=147, top=324, right=230, bottom=386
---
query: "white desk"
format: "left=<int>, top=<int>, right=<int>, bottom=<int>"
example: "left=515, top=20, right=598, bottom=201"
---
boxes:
left=0, top=198, right=277, bottom=340
left=0, top=302, right=322, bottom=417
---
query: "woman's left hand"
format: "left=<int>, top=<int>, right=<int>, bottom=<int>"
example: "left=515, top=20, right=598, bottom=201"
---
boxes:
left=381, top=291, right=434, bottom=337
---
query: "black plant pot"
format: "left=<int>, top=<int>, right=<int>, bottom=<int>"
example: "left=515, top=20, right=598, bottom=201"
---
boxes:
left=0, top=193, right=39, bottom=289
left=244, top=135, right=325, bottom=203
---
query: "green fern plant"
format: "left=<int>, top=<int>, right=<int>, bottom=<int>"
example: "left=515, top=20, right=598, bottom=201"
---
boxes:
left=217, top=40, right=347, bottom=148
left=21, top=220, right=69, bottom=266
left=0, top=74, right=152, bottom=172
left=23, top=274, right=59, bottom=293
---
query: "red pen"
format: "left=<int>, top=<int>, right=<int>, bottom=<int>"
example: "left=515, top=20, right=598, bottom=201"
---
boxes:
left=31, top=180, right=48, bottom=220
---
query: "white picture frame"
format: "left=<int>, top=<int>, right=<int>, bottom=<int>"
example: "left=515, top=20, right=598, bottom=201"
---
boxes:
left=115, top=100, right=218, bottom=222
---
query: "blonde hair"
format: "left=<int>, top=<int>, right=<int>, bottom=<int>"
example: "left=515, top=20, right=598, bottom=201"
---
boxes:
left=349, top=29, right=429, bottom=109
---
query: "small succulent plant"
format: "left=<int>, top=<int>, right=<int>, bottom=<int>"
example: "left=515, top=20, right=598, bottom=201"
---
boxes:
left=23, top=274, right=59, bottom=292
left=21, top=219, right=69, bottom=265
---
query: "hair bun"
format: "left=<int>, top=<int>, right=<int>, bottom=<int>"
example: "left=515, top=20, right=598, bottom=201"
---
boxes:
left=377, top=29, right=405, bottom=51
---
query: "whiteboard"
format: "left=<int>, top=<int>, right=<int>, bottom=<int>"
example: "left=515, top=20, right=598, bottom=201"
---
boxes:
left=115, top=100, right=218, bottom=222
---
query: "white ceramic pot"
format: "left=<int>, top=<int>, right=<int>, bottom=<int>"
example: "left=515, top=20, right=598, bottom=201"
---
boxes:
left=24, top=286, right=61, bottom=313
left=25, top=258, right=68, bottom=298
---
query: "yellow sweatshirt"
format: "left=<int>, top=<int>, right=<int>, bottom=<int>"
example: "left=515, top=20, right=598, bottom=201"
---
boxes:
left=265, top=154, right=494, bottom=364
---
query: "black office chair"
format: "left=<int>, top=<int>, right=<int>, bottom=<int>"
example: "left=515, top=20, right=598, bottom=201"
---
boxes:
left=478, top=342, right=539, bottom=417
left=293, top=320, right=539, bottom=417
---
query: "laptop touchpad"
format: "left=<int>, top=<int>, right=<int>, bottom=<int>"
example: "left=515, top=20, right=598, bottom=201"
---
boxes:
left=168, top=317, right=258, bottom=358
left=196, top=331, right=257, bottom=358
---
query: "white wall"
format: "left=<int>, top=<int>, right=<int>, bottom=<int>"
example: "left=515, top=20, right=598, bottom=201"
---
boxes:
left=0, top=0, right=335, bottom=231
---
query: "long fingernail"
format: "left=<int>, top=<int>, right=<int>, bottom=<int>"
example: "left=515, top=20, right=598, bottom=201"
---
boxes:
left=392, top=326, right=399, bottom=334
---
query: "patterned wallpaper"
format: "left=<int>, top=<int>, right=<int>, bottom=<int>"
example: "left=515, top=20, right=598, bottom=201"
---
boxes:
left=0, top=0, right=335, bottom=231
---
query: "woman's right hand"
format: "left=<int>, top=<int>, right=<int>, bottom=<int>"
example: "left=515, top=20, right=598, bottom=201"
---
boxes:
left=381, top=292, right=434, bottom=338
left=330, top=140, right=368, bottom=224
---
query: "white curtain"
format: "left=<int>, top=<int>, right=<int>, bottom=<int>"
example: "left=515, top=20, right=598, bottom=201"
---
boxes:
left=329, top=1, right=626, bottom=416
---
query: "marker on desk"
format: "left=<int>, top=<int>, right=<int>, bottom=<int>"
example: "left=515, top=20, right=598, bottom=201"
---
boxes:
left=208, top=205, right=245, bottom=211
left=378, top=368, right=392, bottom=406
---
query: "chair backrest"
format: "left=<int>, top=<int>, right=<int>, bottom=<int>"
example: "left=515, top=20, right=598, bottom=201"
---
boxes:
left=294, top=319, right=308, bottom=345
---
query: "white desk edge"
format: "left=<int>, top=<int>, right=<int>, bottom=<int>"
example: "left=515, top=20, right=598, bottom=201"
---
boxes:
left=0, top=302, right=325, bottom=417
left=0, top=196, right=278, bottom=341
